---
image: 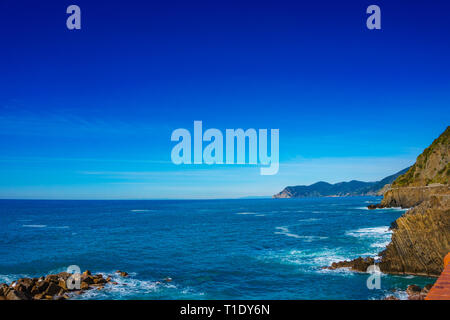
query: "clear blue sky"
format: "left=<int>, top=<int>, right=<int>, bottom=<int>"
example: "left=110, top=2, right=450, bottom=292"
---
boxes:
left=0, top=0, right=449, bottom=199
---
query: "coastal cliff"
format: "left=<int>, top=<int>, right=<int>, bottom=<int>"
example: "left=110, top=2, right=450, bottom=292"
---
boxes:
left=331, top=126, right=450, bottom=278
left=381, top=185, right=449, bottom=208
left=378, top=127, right=450, bottom=276
left=379, top=195, right=450, bottom=276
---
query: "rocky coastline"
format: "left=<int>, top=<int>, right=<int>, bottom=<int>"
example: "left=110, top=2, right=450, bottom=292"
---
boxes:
left=328, top=127, right=450, bottom=294
left=384, top=284, right=434, bottom=300
left=0, top=270, right=129, bottom=300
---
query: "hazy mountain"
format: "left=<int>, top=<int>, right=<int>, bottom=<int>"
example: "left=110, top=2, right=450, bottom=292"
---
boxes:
left=273, top=167, right=410, bottom=198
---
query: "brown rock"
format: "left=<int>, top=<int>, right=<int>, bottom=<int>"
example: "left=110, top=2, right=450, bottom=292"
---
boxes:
left=82, top=270, right=91, bottom=277
left=408, top=294, right=425, bottom=300
left=329, top=257, right=375, bottom=272
left=5, top=289, right=30, bottom=300
left=421, top=283, right=434, bottom=295
left=81, top=275, right=95, bottom=285
left=379, top=195, right=450, bottom=276
left=384, top=295, right=399, bottom=300
left=31, top=280, right=48, bottom=295
left=33, top=293, right=45, bottom=300
left=58, top=279, right=68, bottom=291
left=0, top=283, right=8, bottom=296
left=45, top=274, right=59, bottom=282
left=406, top=284, right=422, bottom=296
left=116, top=270, right=128, bottom=277
left=80, top=282, right=90, bottom=290
left=57, top=272, right=72, bottom=281
left=94, top=277, right=107, bottom=285
left=44, top=281, right=62, bottom=296
left=15, top=278, right=36, bottom=294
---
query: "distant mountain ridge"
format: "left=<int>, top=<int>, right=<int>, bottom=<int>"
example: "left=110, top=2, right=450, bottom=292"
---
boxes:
left=273, top=167, right=410, bottom=198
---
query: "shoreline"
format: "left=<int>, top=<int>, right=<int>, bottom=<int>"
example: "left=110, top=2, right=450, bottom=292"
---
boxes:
left=0, top=270, right=129, bottom=300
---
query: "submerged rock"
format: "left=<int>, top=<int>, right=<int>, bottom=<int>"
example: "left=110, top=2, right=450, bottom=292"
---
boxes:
left=367, top=203, right=384, bottom=210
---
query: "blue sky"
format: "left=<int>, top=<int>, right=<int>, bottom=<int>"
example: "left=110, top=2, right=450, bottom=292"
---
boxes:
left=0, top=0, right=449, bottom=199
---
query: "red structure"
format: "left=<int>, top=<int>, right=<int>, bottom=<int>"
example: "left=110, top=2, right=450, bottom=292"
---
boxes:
left=426, top=253, right=450, bottom=300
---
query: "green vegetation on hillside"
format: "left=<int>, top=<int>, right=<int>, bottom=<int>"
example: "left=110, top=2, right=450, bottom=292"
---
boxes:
left=393, top=126, right=450, bottom=187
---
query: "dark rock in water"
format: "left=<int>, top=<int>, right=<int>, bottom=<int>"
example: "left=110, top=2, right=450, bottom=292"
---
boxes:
left=44, top=281, right=62, bottom=296
left=384, top=295, right=400, bottom=300
left=408, top=294, right=425, bottom=300
left=116, top=270, right=128, bottom=277
left=367, top=204, right=384, bottom=210
left=94, top=277, right=107, bottom=285
left=406, top=284, right=422, bottom=296
left=80, top=282, right=90, bottom=290
left=81, top=275, right=95, bottom=285
left=15, top=278, right=36, bottom=295
left=328, top=257, right=375, bottom=272
left=31, top=280, right=49, bottom=295
left=5, top=288, right=30, bottom=300
left=82, top=270, right=91, bottom=277
left=421, top=283, right=434, bottom=295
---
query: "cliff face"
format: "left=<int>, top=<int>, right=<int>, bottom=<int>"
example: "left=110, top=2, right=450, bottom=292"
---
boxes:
left=330, top=127, right=450, bottom=277
left=379, top=195, right=450, bottom=276
left=381, top=185, right=450, bottom=208
left=378, top=127, right=450, bottom=276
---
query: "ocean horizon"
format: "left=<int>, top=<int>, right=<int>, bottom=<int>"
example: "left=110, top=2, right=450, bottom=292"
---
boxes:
left=0, top=197, right=434, bottom=300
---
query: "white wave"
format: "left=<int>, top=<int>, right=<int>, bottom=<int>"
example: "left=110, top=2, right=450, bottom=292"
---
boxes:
left=345, top=226, right=391, bottom=238
left=0, top=274, right=30, bottom=285
left=258, top=248, right=351, bottom=275
left=236, top=212, right=257, bottom=215
left=130, top=209, right=153, bottom=212
left=22, top=224, right=47, bottom=228
left=346, top=226, right=392, bottom=253
left=22, top=224, right=69, bottom=229
left=274, top=226, right=327, bottom=241
left=298, top=218, right=321, bottom=223
left=274, top=226, right=301, bottom=238
left=70, top=271, right=204, bottom=300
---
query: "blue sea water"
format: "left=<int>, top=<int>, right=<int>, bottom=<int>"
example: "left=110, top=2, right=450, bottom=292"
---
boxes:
left=0, top=197, right=434, bottom=300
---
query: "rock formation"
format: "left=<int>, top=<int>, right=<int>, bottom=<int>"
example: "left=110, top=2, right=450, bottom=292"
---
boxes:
left=0, top=270, right=117, bottom=300
left=332, top=126, right=450, bottom=278
left=378, top=195, right=450, bottom=276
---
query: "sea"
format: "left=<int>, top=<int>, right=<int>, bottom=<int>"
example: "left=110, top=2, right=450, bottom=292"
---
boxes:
left=0, top=196, right=434, bottom=300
